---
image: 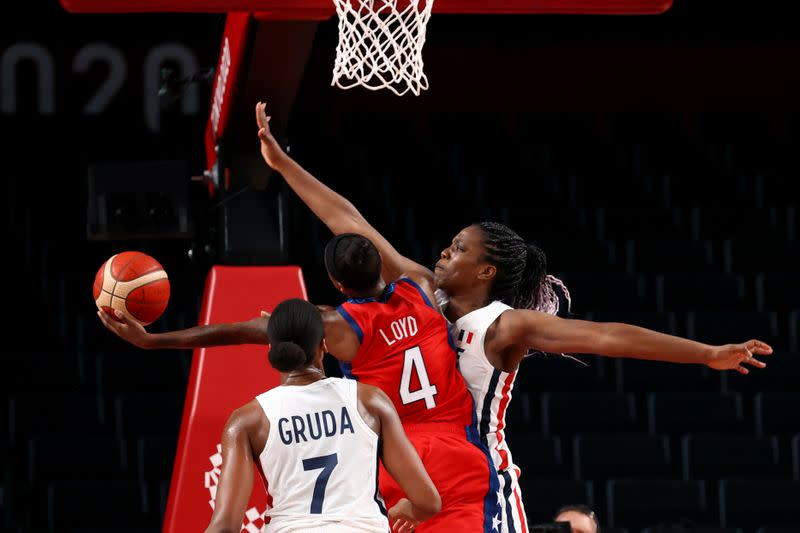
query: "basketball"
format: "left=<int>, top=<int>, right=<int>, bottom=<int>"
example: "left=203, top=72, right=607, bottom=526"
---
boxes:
left=93, top=251, right=171, bottom=325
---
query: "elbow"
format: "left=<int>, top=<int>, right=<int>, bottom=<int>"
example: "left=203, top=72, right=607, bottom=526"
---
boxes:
left=421, top=491, right=442, bottom=519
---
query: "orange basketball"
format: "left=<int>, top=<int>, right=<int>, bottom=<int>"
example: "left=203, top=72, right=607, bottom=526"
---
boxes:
left=93, top=251, right=170, bottom=326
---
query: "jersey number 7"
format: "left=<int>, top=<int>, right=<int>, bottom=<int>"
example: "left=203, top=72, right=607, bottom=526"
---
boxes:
left=399, top=346, right=438, bottom=409
left=302, top=453, right=338, bottom=514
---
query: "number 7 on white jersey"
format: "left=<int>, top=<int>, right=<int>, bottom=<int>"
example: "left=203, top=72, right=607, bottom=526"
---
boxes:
left=399, top=346, right=438, bottom=409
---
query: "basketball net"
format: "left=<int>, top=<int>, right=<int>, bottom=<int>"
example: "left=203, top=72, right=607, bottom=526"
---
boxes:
left=331, top=0, right=434, bottom=96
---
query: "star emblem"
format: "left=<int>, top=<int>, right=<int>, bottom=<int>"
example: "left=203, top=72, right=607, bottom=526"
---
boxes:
left=496, top=489, right=504, bottom=505
left=492, top=513, right=502, bottom=531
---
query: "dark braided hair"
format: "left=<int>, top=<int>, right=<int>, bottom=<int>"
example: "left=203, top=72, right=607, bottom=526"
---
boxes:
left=476, top=221, right=570, bottom=314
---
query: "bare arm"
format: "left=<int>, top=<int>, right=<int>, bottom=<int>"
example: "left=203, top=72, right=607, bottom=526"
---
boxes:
left=256, top=102, right=432, bottom=284
left=363, top=387, right=440, bottom=525
left=496, top=309, right=772, bottom=374
left=205, top=404, right=264, bottom=533
left=97, top=309, right=270, bottom=350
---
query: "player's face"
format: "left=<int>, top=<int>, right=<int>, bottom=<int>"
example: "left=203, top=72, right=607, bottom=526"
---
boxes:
left=435, top=225, right=490, bottom=293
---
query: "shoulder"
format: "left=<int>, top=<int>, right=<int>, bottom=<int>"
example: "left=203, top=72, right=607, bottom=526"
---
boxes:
left=487, top=308, right=540, bottom=346
left=224, top=399, right=266, bottom=439
left=397, top=274, right=437, bottom=309
left=356, top=382, right=393, bottom=412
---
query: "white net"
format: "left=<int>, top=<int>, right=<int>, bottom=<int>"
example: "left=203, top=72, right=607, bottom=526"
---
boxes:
left=331, top=0, right=434, bottom=96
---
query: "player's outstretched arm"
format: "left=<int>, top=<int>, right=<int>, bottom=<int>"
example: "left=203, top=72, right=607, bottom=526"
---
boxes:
left=205, top=402, right=264, bottom=533
left=361, top=385, right=440, bottom=530
left=255, top=102, right=432, bottom=285
left=97, top=309, right=270, bottom=350
left=496, top=310, right=773, bottom=374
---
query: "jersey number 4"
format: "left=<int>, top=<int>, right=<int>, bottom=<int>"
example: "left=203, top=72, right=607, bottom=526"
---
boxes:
left=302, top=453, right=338, bottom=514
left=399, top=346, right=438, bottom=409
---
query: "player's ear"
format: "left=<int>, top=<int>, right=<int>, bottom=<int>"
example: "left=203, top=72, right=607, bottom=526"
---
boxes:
left=321, top=338, right=329, bottom=353
left=477, top=264, right=496, bottom=281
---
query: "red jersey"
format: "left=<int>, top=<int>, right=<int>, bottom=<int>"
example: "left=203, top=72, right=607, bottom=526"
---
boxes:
left=336, top=278, right=474, bottom=427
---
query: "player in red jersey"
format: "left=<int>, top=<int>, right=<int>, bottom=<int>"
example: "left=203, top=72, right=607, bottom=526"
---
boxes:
left=99, top=232, right=502, bottom=532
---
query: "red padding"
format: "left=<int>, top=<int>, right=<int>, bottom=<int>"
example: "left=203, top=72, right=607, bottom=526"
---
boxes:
left=163, top=266, right=307, bottom=533
left=60, top=0, right=672, bottom=16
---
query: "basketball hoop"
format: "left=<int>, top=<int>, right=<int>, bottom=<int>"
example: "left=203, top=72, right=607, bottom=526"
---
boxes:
left=331, top=0, right=434, bottom=96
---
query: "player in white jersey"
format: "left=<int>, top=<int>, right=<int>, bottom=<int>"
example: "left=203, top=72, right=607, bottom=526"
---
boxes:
left=253, top=101, right=774, bottom=533
left=205, top=298, right=441, bottom=533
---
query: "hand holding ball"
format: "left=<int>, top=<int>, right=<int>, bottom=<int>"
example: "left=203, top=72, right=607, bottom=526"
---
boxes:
left=93, top=251, right=170, bottom=325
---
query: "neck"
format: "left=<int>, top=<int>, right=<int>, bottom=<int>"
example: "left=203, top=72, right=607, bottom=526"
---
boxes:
left=442, top=289, right=491, bottom=322
left=280, top=365, right=325, bottom=386
left=348, top=279, right=387, bottom=300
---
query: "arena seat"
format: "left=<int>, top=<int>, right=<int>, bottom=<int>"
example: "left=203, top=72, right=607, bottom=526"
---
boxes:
left=519, top=480, right=594, bottom=524
left=536, top=240, right=620, bottom=273
left=606, top=479, right=708, bottom=528
left=756, top=528, right=800, bottom=533
left=613, top=358, right=716, bottom=394
left=692, top=208, right=787, bottom=241
left=793, top=434, right=799, bottom=481
left=47, top=480, right=153, bottom=530
left=656, top=273, right=747, bottom=312
left=625, top=240, right=718, bottom=274
left=599, top=208, right=690, bottom=240
left=137, top=436, right=177, bottom=482
left=14, top=394, right=106, bottom=443
left=686, top=311, right=780, bottom=348
left=588, top=311, right=678, bottom=335
left=792, top=311, right=799, bottom=352
left=28, top=436, right=128, bottom=485
left=97, top=352, right=187, bottom=394
left=754, top=393, right=800, bottom=437
left=574, top=434, right=673, bottom=481
left=558, top=272, right=649, bottom=312
left=719, top=480, right=800, bottom=528
left=508, top=435, right=567, bottom=479
left=648, top=392, right=744, bottom=435
left=755, top=272, right=800, bottom=312
left=542, top=392, right=638, bottom=437
left=728, top=240, right=800, bottom=274
left=681, top=435, right=782, bottom=481
left=515, top=354, right=607, bottom=393
left=115, top=393, right=183, bottom=439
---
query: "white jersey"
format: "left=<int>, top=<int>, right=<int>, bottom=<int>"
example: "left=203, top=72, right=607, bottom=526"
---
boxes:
left=452, top=301, right=529, bottom=533
left=256, top=378, right=389, bottom=533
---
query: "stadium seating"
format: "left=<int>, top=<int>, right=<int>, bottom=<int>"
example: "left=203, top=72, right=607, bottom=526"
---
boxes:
left=542, top=393, right=638, bottom=437
left=719, top=480, right=800, bottom=528
left=606, top=479, right=708, bottom=528
left=114, top=393, right=184, bottom=439
left=508, top=434, right=568, bottom=479
left=681, top=435, right=782, bottom=481
left=755, top=272, right=800, bottom=312
left=27, top=436, right=129, bottom=486
left=648, top=392, right=745, bottom=436
left=573, top=434, right=673, bottom=481
left=136, top=436, right=177, bottom=483
left=558, top=272, right=650, bottom=312
left=755, top=393, right=800, bottom=438
left=686, top=311, right=780, bottom=348
left=515, top=354, right=608, bottom=393
left=13, top=394, right=107, bottom=443
left=96, top=352, right=187, bottom=394
left=520, top=480, right=594, bottom=524
left=656, top=273, right=748, bottom=312
left=47, top=480, right=153, bottom=531
left=625, top=240, right=718, bottom=274
left=793, top=434, right=799, bottom=481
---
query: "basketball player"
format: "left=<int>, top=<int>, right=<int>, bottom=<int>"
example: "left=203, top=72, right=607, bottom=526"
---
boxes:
left=205, top=298, right=439, bottom=533
left=249, top=101, right=773, bottom=533
left=99, top=234, right=503, bottom=531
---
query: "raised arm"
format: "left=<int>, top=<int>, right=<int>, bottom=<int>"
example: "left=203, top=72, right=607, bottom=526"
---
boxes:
left=361, top=385, right=441, bottom=530
left=205, top=402, right=265, bottom=533
left=97, top=309, right=269, bottom=350
left=256, top=102, right=431, bottom=284
left=495, top=309, right=772, bottom=374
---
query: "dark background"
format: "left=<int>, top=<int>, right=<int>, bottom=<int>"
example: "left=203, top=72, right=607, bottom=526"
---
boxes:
left=2, top=0, right=800, bottom=531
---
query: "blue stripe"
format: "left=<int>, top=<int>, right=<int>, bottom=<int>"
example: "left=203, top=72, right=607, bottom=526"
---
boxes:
left=336, top=306, right=364, bottom=343
left=500, top=470, right=517, bottom=533
left=464, top=412, right=502, bottom=533
left=458, top=329, right=465, bottom=342
left=374, top=440, right=388, bottom=516
left=338, top=361, right=358, bottom=381
left=480, top=370, right=502, bottom=447
left=398, top=277, right=435, bottom=309
left=346, top=282, right=396, bottom=304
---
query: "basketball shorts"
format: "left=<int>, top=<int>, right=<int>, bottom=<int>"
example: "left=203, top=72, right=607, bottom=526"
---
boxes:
left=379, top=423, right=501, bottom=532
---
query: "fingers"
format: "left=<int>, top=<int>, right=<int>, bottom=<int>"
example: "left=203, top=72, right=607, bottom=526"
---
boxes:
left=255, top=101, right=266, bottom=128
left=746, top=339, right=773, bottom=355
left=97, top=310, right=122, bottom=333
left=736, top=365, right=749, bottom=375
left=743, top=355, right=767, bottom=369
left=114, top=309, right=130, bottom=324
left=392, top=519, right=416, bottom=533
